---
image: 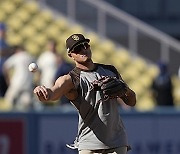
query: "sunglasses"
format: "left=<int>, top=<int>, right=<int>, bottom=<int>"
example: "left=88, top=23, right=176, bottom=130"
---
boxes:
left=71, top=42, right=89, bottom=53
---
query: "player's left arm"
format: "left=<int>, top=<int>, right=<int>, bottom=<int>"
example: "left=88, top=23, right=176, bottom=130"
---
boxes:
left=119, top=75, right=136, bottom=106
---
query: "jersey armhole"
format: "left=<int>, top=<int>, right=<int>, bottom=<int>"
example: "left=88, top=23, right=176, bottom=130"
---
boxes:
left=68, top=67, right=81, bottom=90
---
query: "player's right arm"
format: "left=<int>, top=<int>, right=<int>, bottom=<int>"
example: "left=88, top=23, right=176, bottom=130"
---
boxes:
left=34, top=74, right=76, bottom=102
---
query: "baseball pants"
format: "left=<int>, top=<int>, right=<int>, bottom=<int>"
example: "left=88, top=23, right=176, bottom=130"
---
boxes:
left=79, top=146, right=127, bottom=154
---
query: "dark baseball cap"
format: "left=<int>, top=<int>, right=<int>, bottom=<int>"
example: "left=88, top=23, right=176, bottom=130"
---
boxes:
left=66, top=34, right=90, bottom=53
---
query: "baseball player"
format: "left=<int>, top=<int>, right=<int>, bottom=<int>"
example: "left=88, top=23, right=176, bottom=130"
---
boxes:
left=34, top=34, right=136, bottom=154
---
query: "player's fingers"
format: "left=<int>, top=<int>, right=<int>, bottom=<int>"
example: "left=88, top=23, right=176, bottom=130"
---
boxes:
left=33, top=86, right=42, bottom=94
left=33, top=87, right=39, bottom=93
left=37, top=86, right=47, bottom=98
left=40, top=85, right=49, bottom=99
left=34, top=86, right=48, bottom=100
left=40, top=85, right=47, bottom=93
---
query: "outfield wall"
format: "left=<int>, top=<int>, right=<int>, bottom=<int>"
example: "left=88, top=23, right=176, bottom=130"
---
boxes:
left=0, top=108, right=180, bottom=154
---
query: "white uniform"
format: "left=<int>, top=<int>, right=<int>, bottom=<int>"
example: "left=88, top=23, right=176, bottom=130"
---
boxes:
left=4, top=51, right=34, bottom=110
left=37, top=51, right=58, bottom=87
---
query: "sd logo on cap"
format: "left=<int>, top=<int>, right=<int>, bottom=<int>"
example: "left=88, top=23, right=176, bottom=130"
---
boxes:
left=66, top=34, right=90, bottom=53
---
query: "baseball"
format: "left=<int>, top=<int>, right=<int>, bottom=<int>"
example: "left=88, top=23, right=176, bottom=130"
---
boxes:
left=28, top=62, right=38, bottom=72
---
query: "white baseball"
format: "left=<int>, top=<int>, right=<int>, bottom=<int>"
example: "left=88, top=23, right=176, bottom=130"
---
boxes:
left=28, top=63, right=38, bottom=72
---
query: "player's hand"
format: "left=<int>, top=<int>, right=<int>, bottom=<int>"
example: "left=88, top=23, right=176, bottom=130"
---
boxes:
left=33, top=85, right=50, bottom=102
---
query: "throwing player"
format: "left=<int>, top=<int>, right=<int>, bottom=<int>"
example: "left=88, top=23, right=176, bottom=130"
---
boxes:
left=34, top=34, right=136, bottom=154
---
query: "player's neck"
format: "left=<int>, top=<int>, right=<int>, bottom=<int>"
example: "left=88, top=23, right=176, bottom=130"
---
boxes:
left=76, top=60, right=95, bottom=71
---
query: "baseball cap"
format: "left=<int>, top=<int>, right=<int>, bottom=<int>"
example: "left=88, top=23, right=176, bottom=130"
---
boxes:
left=66, top=34, right=90, bottom=53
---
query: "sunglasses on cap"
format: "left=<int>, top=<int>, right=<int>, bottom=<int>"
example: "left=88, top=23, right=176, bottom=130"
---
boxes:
left=71, top=42, right=89, bottom=53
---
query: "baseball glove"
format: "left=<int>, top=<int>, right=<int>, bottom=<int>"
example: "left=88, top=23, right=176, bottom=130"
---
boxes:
left=92, top=76, right=127, bottom=101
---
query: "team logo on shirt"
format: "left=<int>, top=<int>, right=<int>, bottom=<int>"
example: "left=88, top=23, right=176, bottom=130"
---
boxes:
left=72, top=35, right=79, bottom=41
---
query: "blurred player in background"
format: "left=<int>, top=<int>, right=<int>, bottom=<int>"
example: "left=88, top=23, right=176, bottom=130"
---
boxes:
left=0, top=22, right=10, bottom=97
left=3, top=45, right=34, bottom=110
left=0, top=55, right=8, bottom=97
left=37, top=39, right=59, bottom=88
left=34, top=34, right=136, bottom=154
left=0, top=22, right=11, bottom=57
left=151, top=61, right=174, bottom=106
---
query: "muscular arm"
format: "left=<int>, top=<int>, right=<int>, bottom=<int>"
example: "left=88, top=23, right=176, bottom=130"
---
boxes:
left=119, top=75, right=136, bottom=106
left=34, top=74, right=76, bottom=102
left=120, top=87, right=136, bottom=106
